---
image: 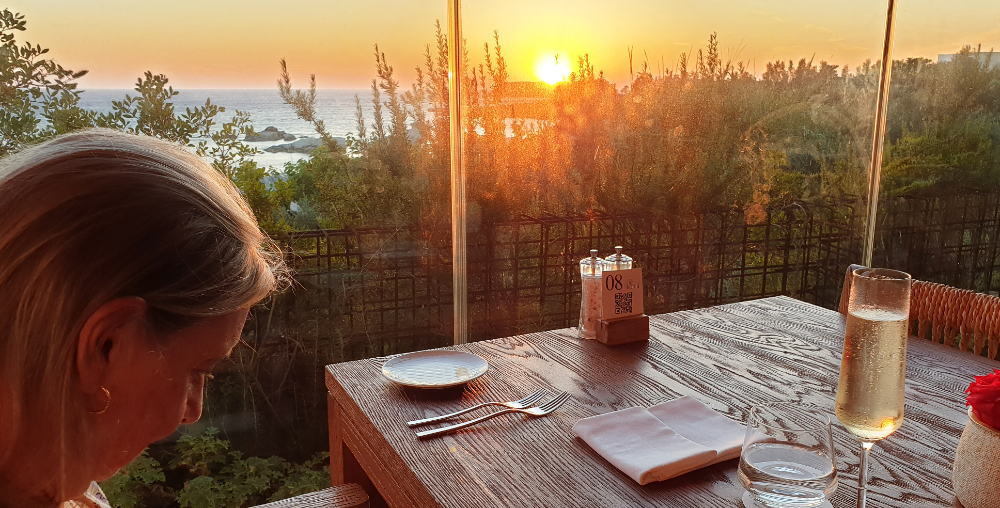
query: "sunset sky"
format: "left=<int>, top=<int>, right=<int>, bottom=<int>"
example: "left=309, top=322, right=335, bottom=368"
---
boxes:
left=9, top=0, right=1000, bottom=89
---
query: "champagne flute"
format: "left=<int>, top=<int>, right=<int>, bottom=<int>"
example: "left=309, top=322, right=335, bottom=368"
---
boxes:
left=835, top=267, right=911, bottom=508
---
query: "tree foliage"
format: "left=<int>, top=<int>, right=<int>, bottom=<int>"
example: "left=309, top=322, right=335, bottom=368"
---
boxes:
left=0, top=8, right=87, bottom=156
left=273, top=29, right=1000, bottom=231
left=102, top=428, right=331, bottom=508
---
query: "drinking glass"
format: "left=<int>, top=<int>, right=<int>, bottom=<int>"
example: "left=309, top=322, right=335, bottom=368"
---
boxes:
left=739, top=402, right=838, bottom=508
left=835, top=267, right=911, bottom=508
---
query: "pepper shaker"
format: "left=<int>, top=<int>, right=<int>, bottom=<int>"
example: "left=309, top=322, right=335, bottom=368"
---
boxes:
left=604, top=246, right=633, bottom=271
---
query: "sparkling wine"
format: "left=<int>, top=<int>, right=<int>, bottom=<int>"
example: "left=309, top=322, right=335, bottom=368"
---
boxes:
left=836, top=307, right=907, bottom=441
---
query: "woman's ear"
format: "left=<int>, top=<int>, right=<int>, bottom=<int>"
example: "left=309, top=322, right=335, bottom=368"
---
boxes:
left=76, top=297, right=148, bottom=394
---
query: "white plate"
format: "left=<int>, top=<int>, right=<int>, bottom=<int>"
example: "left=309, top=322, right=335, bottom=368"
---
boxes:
left=381, top=350, right=489, bottom=388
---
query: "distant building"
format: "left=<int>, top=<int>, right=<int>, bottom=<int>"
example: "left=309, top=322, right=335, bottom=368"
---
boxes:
left=937, top=52, right=1000, bottom=70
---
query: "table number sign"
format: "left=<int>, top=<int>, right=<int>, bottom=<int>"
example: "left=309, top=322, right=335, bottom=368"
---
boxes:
left=602, top=268, right=644, bottom=318
left=597, top=268, right=649, bottom=345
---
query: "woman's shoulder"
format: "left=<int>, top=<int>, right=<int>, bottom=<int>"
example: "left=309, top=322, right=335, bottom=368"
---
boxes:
left=64, top=482, right=112, bottom=508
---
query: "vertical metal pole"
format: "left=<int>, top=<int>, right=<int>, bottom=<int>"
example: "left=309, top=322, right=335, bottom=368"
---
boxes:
left=862, top=0, right=898, bottom=267
left=447, top=0, right=468, bottom=344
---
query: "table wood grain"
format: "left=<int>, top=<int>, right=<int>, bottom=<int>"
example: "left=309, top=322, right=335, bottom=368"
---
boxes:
left=325, top=296, right=998, bottom=508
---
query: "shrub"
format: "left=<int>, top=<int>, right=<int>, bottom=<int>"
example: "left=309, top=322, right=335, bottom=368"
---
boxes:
left=102, top=427, right=331, bottom=508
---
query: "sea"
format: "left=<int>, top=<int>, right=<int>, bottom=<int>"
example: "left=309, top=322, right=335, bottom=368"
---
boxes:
left=76, top=88, right=374, bottom=170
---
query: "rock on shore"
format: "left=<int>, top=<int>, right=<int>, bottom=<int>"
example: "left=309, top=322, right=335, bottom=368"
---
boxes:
left=245, top=126, right=295, bottom=142
left=264, top=137, right=324, bottom=153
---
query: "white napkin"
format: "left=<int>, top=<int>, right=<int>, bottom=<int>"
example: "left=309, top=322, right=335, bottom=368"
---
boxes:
left=572, top=396, right=746, bottom=485
left=571, top=407, right=718, bottom=485
left=647, top=396, right=746, bottom=464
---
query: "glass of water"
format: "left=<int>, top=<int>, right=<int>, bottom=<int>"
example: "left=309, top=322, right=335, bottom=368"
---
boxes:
left=739, top=402, right=838, bottom=508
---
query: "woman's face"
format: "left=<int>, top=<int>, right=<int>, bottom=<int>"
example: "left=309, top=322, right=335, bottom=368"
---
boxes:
left=89, top=307, right=250, bottom=480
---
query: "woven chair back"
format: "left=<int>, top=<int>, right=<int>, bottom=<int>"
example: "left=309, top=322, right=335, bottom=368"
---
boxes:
left=839, top=265, right=1000, bottom=360
left=910, top=280, right=1000, bottom=360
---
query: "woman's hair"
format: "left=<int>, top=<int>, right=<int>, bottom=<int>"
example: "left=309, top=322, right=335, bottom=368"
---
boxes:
left=0, top=129, right=289, bottom=479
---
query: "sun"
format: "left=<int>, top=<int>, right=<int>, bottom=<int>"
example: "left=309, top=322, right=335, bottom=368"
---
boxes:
left=535, top=54, right=571, bottom=85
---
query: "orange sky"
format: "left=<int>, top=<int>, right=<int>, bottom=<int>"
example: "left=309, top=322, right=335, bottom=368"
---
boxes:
left=9, top=0, right=1000, bottom=89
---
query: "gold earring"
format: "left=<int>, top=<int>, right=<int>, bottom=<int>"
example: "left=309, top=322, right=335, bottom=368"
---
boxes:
left=87, top=386, right=111, bottom=415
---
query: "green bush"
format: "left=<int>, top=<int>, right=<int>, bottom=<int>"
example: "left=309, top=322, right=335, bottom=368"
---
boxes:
left=99, top=451, right=166, bottom=508
left=101, top=427, right=330, bottom=508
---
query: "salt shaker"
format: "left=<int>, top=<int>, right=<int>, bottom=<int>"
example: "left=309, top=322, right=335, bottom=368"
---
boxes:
left=579, top=249, right=604, bottom=339
left=604, top=246, right=633, bottom=271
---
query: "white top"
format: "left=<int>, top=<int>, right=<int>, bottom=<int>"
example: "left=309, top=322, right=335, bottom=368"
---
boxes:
left=63, top=482, right=112, bottom=508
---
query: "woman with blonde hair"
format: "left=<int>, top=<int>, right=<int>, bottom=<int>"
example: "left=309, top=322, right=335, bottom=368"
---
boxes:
left=0, top=129, right=288, bottom=507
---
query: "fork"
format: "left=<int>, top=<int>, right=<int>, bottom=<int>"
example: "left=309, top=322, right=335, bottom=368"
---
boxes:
left=407, top=389, right=548, bottom=427
left=415, top=391, right=571, bottom=438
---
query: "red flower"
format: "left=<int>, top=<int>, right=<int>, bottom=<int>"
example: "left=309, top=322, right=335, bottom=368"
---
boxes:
left=966, top=369, right=1000, bottom=430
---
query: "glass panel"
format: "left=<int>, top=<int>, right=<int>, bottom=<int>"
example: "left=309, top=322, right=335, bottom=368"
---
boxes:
left=874, top=1, right=1000, bottom=297
left=3, top=0, right=446, bottom=504
left=460, top=0, right=889, bottom=341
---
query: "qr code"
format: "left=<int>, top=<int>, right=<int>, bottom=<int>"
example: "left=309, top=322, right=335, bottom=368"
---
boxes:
left=614, top=292, right=633, bottom=315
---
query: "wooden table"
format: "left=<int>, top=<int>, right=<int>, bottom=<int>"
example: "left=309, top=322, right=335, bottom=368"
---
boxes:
left=325, top=296, right=998, bottom=508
